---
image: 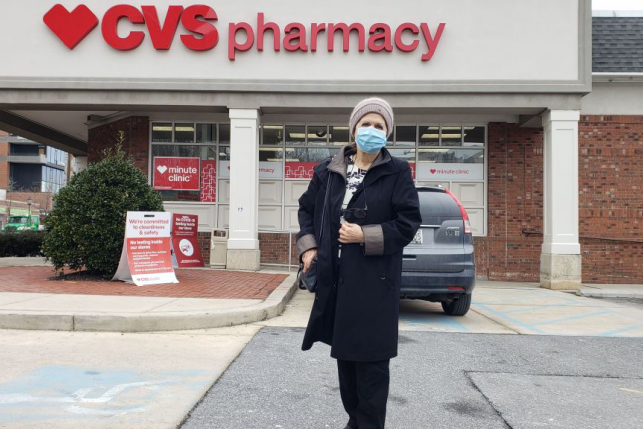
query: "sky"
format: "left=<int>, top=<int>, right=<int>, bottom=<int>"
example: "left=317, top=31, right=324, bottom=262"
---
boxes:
left=593, top=0, right=643, bottom=10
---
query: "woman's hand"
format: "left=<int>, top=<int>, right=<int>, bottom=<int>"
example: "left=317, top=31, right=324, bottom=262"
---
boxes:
left=338, top=222, right=365, bottom=244
left=302, top=248, right=318, bottom=273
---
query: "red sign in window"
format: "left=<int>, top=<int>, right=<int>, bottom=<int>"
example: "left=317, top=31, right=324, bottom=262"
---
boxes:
left=153, top=157, right=201, bottom=191
left=285, top=162, right=316, bottom=179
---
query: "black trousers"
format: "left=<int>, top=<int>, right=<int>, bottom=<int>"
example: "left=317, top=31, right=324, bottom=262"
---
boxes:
left=337, top=359, right=390, bottom=429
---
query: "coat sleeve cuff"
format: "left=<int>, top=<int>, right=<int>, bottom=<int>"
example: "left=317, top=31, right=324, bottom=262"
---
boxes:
left=297, top=234, right=318, bottom=260
left=361, top=224, right=384, bottom=256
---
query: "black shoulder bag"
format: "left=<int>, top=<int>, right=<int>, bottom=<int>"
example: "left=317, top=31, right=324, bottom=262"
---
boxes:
left=297, top=173, right=331, bottom=293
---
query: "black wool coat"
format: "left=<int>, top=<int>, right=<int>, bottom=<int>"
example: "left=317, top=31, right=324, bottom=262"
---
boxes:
left=297, top=144, right=421, bottom=362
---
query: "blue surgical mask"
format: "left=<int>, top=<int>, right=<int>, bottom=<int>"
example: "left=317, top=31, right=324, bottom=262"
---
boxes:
left=355, top=127, right=387, bottom=153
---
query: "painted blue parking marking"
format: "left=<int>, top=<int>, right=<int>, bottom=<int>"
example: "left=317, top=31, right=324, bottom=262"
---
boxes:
left=473, top=303, right=547, bottom=334
left=601, top=324, right=643, bottom=337
left=400, top=313, right=470, bottom=332
left=0, top=366, right=208, bottom=424
left=531, top=310, right=614, bottom=326
left=502, top=304, right=570, bottom=314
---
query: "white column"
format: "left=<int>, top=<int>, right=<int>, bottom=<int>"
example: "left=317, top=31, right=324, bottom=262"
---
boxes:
left=226, top=108, right=261, bottom=271
left=540, top=110, right=582, bottom=290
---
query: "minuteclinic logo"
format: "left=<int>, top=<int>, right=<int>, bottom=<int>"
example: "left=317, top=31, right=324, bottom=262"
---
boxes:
left=42, top=4, right=446, bottom=61
left=430, top=168, right=471, bottom=175
left=153, top=157, right=200, bottom=191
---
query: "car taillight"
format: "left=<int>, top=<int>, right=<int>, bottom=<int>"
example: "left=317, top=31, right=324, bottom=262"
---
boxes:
left=445, top=189, right=472, bottom=234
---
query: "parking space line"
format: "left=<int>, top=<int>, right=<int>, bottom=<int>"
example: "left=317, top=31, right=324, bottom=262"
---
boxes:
left=601, top=324, right=643, bottom=337
left=400, top=314, right=470, bottom=332
left=473, top=303, right=546, bottom=334
left=531, top=310, right=615, bottom=326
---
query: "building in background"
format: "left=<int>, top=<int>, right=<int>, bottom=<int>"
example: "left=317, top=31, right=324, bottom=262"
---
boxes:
left=0, top=130, right=75, bottom=227
left=0, top=1, right=641, bottom=286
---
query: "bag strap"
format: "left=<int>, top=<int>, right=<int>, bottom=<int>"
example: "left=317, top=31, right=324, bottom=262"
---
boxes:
left=318, top=172, right=331, bottom=244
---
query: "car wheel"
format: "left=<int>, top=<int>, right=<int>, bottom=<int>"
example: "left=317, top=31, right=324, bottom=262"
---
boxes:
left=442, top=294, right=472, bottom=316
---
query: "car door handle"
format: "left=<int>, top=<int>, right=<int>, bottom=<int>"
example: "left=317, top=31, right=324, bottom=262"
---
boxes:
left=403, top=255, right=417, bottom=260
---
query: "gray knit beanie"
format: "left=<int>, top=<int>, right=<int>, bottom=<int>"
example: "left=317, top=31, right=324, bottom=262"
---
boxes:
left=349, top=97, right=394, bottom=138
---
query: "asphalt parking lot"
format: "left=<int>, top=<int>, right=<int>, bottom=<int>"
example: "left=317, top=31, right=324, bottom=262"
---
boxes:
left=181, top=327, right=643, bottom=429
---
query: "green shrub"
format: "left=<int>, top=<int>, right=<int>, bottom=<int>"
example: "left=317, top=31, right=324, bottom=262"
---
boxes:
left=42, top=144, right=164, bottom=276
left=0, top=230, right=45, bottom=257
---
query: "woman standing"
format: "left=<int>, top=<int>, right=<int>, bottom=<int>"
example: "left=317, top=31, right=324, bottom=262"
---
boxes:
left=297, top=97, right=421, bottom=429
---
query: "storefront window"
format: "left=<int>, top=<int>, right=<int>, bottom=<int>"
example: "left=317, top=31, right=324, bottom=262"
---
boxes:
left=151, top=122, right=223, bottom=203
left=152, top=121, right=487, bottom=235
left=196, top=124, right=216, bottom=144
left=395, top=126, right=417, bottom=146
left=419, top=126, right=440, bottom=146
left=151, top=123, right=172, bottom=143
left=330, top=126, right=350, bottom=146
left=260, top=148, right=285, bottom=162
left=219, top=124, right=231, bottom=145
left=285, top=125, right=306, bottom=146
left=307, top=125, right=329, bottom=146
left=463, top=126, right=485, bottom=147
left=441, top=126, right=463, bottom=146
left=174, top=123, right=195, bottom=143
left=262, top=125, right=284, bottom=146
left=418, top=148, right=484, bottom=164
left=152, top=145, right=215, bottom=159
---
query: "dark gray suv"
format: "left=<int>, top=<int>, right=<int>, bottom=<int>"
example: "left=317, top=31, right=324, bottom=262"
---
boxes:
left=401, top=187, right=476, bottom=316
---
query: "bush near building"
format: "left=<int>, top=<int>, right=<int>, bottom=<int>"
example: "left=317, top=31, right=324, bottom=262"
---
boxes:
left=0, top=230, right=44, bottom=257
left=42, top=143, right=164, bottom=277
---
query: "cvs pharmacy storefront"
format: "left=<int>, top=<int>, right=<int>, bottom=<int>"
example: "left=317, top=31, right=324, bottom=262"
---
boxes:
left=2, top=0, right=618, bottom=288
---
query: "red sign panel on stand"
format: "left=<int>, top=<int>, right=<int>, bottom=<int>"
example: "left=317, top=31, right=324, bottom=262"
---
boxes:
left=172, top=214, right=204, bottom=268
left=112, top=212, right=179, bottom=286
left=153, top=157, right=200, bottom=191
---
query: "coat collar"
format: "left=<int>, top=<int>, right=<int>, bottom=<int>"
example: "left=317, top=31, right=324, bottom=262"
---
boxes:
left=327, top=143, right=392, bottom=180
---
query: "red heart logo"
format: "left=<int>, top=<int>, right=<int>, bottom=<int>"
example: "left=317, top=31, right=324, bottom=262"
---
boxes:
left=430, top=169, right=437, bottom=174
left=43, top=4, right=98, bottom=50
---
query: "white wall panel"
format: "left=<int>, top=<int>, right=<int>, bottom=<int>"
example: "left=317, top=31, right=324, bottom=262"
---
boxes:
left=285, top=206, right=300, bottom=231
left=259, top=181, right=283, bottom=204
left=219, top=180, right=231, bottom=203
left=285, top=181, right=309, bottom=205
left=218, top=205, right=230, bottom=229
left=466, top=209, right=485, bottom=235
left=259, top=206, right=282, bottom=230
left=452, top=183, right=484, bottom=207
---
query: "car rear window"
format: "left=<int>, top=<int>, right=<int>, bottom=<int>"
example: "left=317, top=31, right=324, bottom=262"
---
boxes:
left=417, top=190, right=462, bottom=220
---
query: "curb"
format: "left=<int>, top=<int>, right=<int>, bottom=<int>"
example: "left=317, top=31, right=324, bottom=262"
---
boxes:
left=0, top=274, right=298, bottom=332
left=578, top=289, right=643, bottom=299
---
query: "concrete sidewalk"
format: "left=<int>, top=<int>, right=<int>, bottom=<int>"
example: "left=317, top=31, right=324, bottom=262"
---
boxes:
left=578, top=283, right=643, bottom=299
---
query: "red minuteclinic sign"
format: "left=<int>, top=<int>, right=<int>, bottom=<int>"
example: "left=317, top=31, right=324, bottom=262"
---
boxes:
left=43, top=5, right=446, bottom=62
left=153, top=157, right=200, bottom=191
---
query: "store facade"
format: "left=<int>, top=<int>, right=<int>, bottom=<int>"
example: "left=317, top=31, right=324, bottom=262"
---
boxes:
left=3, top=0, right=641, bottom=287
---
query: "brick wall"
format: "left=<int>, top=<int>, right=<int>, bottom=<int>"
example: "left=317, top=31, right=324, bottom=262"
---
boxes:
left=474, top=123, right=544, bottom=282
left=478, top=119, right=643, bottom=284
left=6, top=192, right=52, bottom=213
left=197, top=231, right=211, bottom=263
left=255, top=118, right=642, bottom=284
left=259, top=232, right=298, bottom=266
left=88, top=116, right=150, bottom=173
left=578, top=115, right=643, bottom=283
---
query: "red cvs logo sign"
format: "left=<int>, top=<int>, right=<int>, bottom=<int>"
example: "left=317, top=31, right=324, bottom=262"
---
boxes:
left=43, top=5, right=99, bottom=49
left=43, top=4, right=218, bottom=51
left=43, top=4, right=445, bottom=62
